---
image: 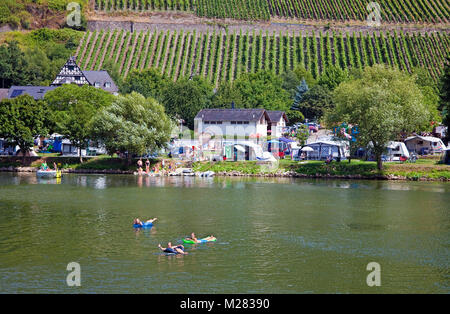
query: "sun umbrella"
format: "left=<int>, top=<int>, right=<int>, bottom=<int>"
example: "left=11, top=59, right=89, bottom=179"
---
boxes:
left=301, top=146, right=314, bottom=152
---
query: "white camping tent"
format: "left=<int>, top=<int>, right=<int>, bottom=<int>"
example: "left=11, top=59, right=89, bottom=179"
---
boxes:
left=404, top=135, right=446, bottom=155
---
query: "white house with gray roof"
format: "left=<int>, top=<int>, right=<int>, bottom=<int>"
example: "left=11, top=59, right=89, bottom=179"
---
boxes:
left=194, top=108, right=287, bottom=139
left=7, top=56, right=118, bottom=100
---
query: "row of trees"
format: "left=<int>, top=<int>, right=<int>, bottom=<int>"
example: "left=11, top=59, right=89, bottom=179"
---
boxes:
left=0, top=85, right=173, bottom=162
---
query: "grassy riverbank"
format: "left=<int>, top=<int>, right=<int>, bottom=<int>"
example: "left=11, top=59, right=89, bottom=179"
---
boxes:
left=193, top=157, right=450, bottom=181
left=1, top=156, right=449, bottom=180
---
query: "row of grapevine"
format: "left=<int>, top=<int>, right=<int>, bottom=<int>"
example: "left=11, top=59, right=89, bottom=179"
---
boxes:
left=94, top=0, right=194, bottom=12
left=76, top=29, right=450, bottom=86
left=92, top=0, right=449, bottom=24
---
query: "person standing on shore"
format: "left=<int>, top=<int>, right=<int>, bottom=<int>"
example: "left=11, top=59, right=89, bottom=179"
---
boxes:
left=145, top=159, right=150, bottom=174
left=137, top=159, right=143, bottom=175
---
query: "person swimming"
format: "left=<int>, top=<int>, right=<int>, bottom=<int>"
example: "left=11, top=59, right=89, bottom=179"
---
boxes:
left=185, top=232, right=215, bottom=243
left=158, top=242, right=188, bottom=255
left=133, top=218, right=157, bottom=227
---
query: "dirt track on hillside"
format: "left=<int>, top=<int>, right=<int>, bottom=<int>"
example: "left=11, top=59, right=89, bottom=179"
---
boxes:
left=88, top=11, right=450, bottom=35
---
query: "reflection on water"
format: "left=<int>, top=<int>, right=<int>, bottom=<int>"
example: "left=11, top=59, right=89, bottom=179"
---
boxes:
left=0, top=172, right=448, bottom=293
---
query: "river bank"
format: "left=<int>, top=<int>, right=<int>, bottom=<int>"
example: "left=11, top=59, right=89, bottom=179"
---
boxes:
left=1, top=156, right=449, bottom=181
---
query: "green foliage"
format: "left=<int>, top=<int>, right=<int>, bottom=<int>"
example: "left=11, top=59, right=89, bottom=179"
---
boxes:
left=90, top=92, right=174, bottom=158
left=44, top=84, right=114, bottom=157
left=0, top=95, right=49, bottom=155
left=292, top=79, right=309, bottom=110
left=286, top=110, right=304, bottom=126
left=121, top=68, right=169, bottom=101
left=293, top=64, right=317, bottom=87
left=295, top=123, right=309, bottom=145
left=232, top=70, right=291, bottom=111
left=440, top=57, right=450, bottom=142
left=161, top=76, right=214, bottom=129
left=297, top=84, right=333, bottom=120
left=326, top=65, right=431, bottom=170
left=318, top=66, right=350, bottom=90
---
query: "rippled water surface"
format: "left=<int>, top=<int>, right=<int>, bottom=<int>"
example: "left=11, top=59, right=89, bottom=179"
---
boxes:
left=0, top=173, right=448, bottom=293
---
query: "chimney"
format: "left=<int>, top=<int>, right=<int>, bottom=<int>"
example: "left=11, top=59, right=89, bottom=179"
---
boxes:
left=231, top=101, right=235, bottom=109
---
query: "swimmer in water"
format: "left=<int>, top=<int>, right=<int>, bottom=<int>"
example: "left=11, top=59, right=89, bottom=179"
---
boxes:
left=185, top=232, right=215, bottom=243
left=158, top=242, right=188, bottom=255
left=133, top=217, right=157, bottom=227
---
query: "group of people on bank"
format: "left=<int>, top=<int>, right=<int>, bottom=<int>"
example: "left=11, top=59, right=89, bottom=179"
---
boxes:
left=136, top=159, right=177, bottom=175
left=132, top=218, right=215, bottom=255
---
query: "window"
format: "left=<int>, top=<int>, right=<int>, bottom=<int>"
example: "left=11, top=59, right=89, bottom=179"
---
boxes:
left=210, top=121, right=216, bottom=124
left=204, top=121, right=210, bottom=124
left=216, top=121, right=222, bottom=124
left=75, top=76, right=81, bottom=81
left=68, top=66, right=74, bottom=71
left=94, top=82, right=101, bottom=88
left=237, top=121, right=243, bottom=124
left=104, top=82, right=111, bottom=88
left=243, top=121, right=249, bottom=125
left=231, top=121, right=237, bottom=124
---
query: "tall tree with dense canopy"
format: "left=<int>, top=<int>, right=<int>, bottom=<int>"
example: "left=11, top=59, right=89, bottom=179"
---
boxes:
left=440, top=58, right=450, bottom=143
left=232, top=70, right=291, bottom=112
left=297, top=85, right=334, bottom=120
left=44, top=84, right=114, bottom=161
left=0, top=95, right=48, bottom=160
left=120, top=68, right=169, bottom=101
left=90, top=92, right=174, bottom=163
left=326, top=65, right=431, bottom=170
left=161, top=76, right=214, bottom=129
left=292, top=79, right=309, bottom=111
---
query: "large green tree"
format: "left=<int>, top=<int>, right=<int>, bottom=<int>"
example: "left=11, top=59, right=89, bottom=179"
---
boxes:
left=90, top=92, right=174, bottom=163
left=440, top=57, right=450, bottom=143
left=326, top=65, right=431, bottom=170
left=0, top=95, right=48, bottom=160
left=161, top=76, right=214, bottom=129
left=0, top=41, right=29, bottom=88
left=120, top=68, right=168, bottom=101
left=232, top=70, right=291, bottom=112
left=44, top=84, right=114, bottom=161
left=298, top=85, right=334, bottom=121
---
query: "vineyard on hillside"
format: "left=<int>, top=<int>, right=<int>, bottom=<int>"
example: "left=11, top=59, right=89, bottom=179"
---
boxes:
left=92, top=0, right=450, bottom=23
left=76, top=29, right=450, bottom=86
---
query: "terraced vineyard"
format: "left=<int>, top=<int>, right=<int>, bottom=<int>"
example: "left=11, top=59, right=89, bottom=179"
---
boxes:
left=92, top=0, right=450, bottom=23
left=76, top=29, right=450, bottom=85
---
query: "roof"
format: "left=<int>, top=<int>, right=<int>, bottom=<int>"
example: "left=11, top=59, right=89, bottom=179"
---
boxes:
left=83, top=70, right=119, bottom=93
left=404, top=135, right=443, bottom=143
left=306, top=140, right=346, bottom=147
left=195, top=109, right=269, bottom=122
left=7, top=86, right=58, bottom=100
left=267, top=111, right=288, bottom=123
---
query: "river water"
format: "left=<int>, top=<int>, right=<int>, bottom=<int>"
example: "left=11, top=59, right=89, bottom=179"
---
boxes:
left=0, top=173, right=448, bottom=293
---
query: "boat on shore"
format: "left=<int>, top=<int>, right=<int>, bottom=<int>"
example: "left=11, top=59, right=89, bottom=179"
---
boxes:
left=36, top=169, right=62, bottom=178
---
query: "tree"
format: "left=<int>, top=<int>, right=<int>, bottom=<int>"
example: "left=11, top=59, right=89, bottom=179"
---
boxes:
left=297, top=85, right=334, bottom=120
left=121, top=68, right=169, bottom=101
left=440, top=57, right=450, bottom=143
left=293, top=64, right=317, bottom=87
left=286, top=110, right=304, bottom=126
left=0, top=41, right=29, bottom=88
left=44, top=84, right=114, bottom=162
left=281, top=70, right=301, bottom=99
left=0, top=95, right=48, bottom=160
left=295, top=124, right=309, bottom=146
left=90, top=92, right=174, bottom=163
left=292, top=79, right=309, bottom=110
left=318, top=66, right=350, bottom=90
left=212, top=81, right=243, bottom=109
left=102, top=59, right=123, bottom=92
left=161, top=76, right=214, bottom=130
left=232, top=70, right=291, bottom=112
left=326, top=65, right=431, bottom=170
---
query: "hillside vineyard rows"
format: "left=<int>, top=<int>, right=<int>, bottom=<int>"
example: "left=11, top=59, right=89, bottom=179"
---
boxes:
left=76, top=29, right=449, bottom=85
left=92, top=0, right=450, bottom=23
